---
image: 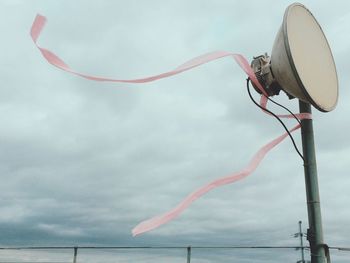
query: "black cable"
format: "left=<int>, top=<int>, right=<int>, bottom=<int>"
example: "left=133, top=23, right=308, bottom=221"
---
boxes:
left=246, top=78, right=304, bottom=162
left=267, top=97, right=301, bottom=125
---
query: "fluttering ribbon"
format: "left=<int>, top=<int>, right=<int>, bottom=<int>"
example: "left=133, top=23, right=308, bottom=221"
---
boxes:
left=30, top=14, right=312, bottom=236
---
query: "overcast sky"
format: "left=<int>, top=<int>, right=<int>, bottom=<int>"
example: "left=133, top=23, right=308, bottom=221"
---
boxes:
left=0, top=0, right=349, bottom=262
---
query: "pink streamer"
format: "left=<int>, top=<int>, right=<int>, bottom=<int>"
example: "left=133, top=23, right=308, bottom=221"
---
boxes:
left=259, top=96, right=312, bottom=120
left=30, top=14, right=268, bottom=96
left=132, top=124, right=301, bottom=236
left=30, top=14, right=311, bottom=236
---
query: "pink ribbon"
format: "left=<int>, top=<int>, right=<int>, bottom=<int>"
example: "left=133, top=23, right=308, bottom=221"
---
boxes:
left=30, top=14, right=268, bottom=95
left=259, top=96, right=312, bottom=120
left=30, top=14, right=311, bottom=236
left=132, top=124, right=302, bottom=236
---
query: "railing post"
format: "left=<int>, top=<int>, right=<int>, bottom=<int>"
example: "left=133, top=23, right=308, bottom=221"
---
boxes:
left=73, top=246, right=78, bottom=263
left=187, top=246, right=191, bottom=263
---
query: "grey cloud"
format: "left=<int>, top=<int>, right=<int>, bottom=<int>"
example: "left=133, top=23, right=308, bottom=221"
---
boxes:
left=0, top=0, right=350, bottom=262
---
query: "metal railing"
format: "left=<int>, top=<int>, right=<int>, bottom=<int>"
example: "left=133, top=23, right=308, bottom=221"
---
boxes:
left=0, top=245, right=348, bottom=262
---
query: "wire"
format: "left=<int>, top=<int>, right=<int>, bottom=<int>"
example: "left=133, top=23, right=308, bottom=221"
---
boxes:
left=246, top=78, right=304, bottom=162
left=267, top=97, right=301, bottom=125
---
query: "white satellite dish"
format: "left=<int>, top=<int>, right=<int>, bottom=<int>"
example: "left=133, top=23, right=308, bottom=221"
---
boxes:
left=251, top=3, right=338, bottom=112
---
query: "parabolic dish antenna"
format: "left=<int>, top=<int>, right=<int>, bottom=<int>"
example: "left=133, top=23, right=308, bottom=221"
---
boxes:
left=252, top=3, right=338, bottom=112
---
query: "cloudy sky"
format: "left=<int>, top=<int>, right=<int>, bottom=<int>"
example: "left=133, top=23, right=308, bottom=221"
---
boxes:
left=1, top=0, right=349, bottom=262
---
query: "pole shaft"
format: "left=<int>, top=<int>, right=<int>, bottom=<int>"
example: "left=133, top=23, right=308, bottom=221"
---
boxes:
left=299, top=101, right=326, bottom=263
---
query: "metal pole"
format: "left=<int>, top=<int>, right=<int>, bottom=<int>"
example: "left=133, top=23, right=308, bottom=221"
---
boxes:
left=187, top=246, right=191, bottom=263
left=73, top=247, right=78, bottom=263
left=299, top=101, right=326, bottom=263
left=299, top=220, right=305, bottom=263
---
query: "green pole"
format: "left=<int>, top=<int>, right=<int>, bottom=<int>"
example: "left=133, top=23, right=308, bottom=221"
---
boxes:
left=299, top=101, right=326, bottom=263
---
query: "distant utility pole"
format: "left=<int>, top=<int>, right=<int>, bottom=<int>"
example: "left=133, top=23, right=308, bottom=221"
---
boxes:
left=294, top=221, right=309, bottom=263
